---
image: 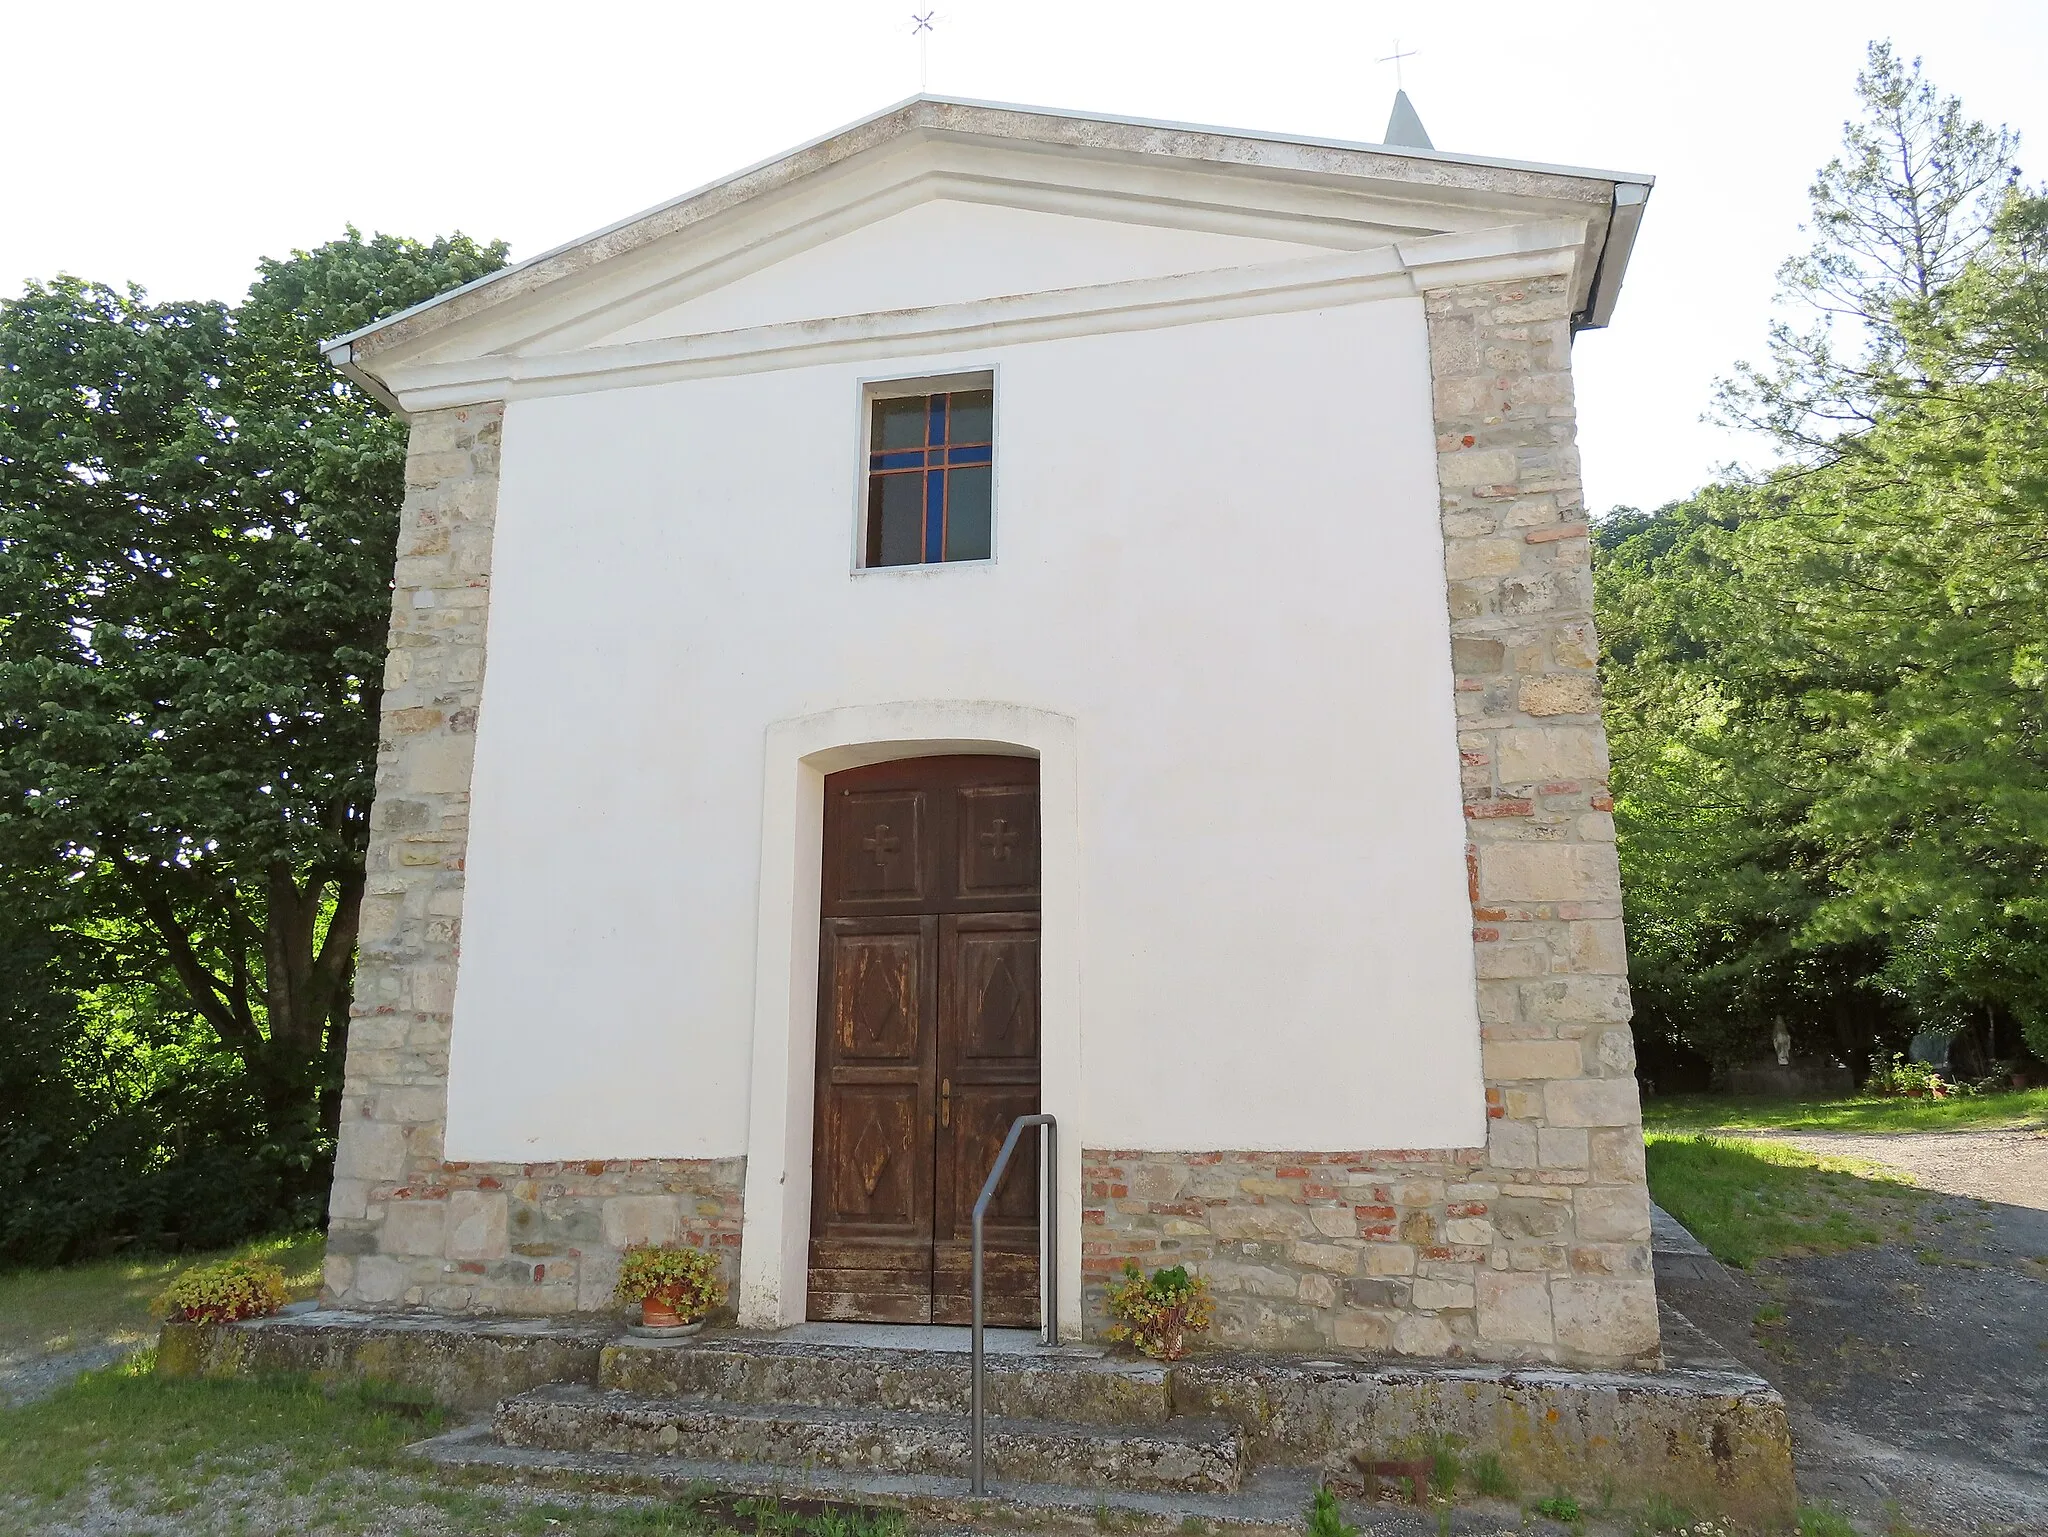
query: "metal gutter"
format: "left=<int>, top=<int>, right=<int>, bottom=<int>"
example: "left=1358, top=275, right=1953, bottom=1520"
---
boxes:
left=1574, top=180, right=1652, bottom=332
left=325, top=340, right=407, bottom=416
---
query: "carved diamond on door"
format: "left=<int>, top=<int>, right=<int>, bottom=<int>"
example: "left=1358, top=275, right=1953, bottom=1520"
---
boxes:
left=958, top=931, right=1039, bottom=1062
left=851, top=1115, right=894, bottom=1202
left=836, top=936, right=919, bottom=1059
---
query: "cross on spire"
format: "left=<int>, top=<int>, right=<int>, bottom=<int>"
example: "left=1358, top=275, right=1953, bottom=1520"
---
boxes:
left=1377, top=38, right=1419, bottom=91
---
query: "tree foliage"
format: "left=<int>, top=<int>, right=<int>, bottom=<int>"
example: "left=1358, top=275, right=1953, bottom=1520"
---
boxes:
left=1719, top=42, right=2020, bottom=450
left=0, top=231, right=504, bottom=1258
left=1602, top=48, right=2046, bottom=1073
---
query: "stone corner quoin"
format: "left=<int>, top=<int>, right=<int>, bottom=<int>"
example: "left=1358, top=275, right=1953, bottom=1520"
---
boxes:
left=1081, top=274, right=1655, bottom=1369
left=323, top=272, right=1658, bottom=1369
left=321, top=403, right=747, bottom=1317
left=1432, top=271, right=1655, bottom=1367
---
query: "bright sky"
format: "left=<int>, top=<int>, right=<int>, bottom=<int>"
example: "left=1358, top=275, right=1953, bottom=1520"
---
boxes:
left=8, top=0, right=2044, bottom=514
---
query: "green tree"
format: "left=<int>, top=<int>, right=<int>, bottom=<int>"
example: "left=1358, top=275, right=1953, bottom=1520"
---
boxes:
left=1720, top=41, right=2018, bottom=451
left=0, top=231, right=506, bottom=1147
left=1603, top=45, right=2048, bottom=1071
left=1595, top=495, right=1909, bottom=1077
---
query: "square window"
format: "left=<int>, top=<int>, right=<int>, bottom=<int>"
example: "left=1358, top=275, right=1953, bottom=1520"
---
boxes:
left=863, top=383, right=994, bottom=568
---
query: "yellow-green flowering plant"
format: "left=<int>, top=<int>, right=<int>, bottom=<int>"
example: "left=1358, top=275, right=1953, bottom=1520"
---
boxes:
left=1103, top=1260, right=1214, bottom=1360
left=613, top=1245, right=726, bottom=1321
left=153, top=1256, right=290, bottom=1324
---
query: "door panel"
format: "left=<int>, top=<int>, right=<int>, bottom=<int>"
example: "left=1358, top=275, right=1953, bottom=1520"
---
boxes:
left=828, top=931, right=924, bottom=1062
left=933, top=914, right=1041, bottom=1326
left=810, top=917, right=936, bottom=1322
left=954, top=784, right=1041, bottom=903
left=824, top=1085, right=923, bottom=1226
left=833, top=789, right=928, bottom=909
left=951, top=925, right=1040, bottom=1064
left=810, top=758, right=1040, bottom=1326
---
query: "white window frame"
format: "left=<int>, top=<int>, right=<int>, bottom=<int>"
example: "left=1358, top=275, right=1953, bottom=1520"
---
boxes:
left=852, top=368, right=999, bottom=576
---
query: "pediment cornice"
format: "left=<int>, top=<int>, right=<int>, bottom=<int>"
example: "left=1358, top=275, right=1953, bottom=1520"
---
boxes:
left=327, top=97, right=1651, bottom=412
left=370, top=221, right=1592, bottom=414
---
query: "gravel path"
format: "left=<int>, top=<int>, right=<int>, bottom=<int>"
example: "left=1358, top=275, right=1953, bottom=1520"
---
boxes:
left=1659, top=1128, right=2048, bottom=1535
left=1753, top=1129, right=2048, bottom=1217
left=0, top=1340, right=140, bottom=1409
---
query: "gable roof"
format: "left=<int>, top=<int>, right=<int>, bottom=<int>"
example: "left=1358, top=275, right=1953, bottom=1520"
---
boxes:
left=325, top=95, right=1653, bottom=413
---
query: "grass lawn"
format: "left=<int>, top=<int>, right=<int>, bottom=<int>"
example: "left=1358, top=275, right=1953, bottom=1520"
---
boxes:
left=0, top=1231, right=324, bottom=1374
left=1644, top=1134, right=1930, bottom=1267
left=0, top=1353, right=908, bottom=1536
left=1642, top=1086, right=2048, bottom=1134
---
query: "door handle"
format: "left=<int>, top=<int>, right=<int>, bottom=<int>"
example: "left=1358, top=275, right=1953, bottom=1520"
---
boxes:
left=941, top=1078, right=952, bottom=1128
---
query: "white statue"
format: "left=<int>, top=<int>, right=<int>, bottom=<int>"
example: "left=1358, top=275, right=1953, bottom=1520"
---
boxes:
left=1772, top=1016, right=1793, bottom=1067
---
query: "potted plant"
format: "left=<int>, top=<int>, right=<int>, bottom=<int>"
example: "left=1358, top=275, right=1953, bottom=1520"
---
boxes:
left=613, top=1245, right=726, bottom=1334
left=153, top=1256, right=290, bottom=1324
left=1103, top=1260, right=1214, bottom=1361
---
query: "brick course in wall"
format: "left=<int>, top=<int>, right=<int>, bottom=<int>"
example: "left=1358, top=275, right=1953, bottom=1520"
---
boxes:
left=1080, top=274, right=1658, bottom=1369
left=320, top=403, right=747, bottom=1314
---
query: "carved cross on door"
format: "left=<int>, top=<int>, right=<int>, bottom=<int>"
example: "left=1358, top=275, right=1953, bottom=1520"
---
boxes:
left=862, top=824, right=901, bottom=866
left=979, top=817, right=1018, bottom=860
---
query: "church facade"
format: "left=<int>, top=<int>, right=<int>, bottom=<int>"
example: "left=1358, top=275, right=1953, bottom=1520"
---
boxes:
left=320, top=97, right=1660, bottom=1368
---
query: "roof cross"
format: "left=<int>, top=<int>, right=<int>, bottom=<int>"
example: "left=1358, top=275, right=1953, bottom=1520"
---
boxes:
left=910, top=11, right=936, bottom=92
left=1377, top=38, right=1420, bottom=91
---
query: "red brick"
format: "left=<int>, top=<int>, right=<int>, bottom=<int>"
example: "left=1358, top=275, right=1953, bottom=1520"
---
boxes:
left=1466, top=798, right=1534, bottom=818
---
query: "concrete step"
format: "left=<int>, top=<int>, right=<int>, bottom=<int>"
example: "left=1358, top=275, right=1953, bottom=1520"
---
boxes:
left=602, top=1333, right=1172, bottom=1426
left=496, top=1385, right=1244, bottom=1493
left=414, top=1421, right=1386, bottom=1530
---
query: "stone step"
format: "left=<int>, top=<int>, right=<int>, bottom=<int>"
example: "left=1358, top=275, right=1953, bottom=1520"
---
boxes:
left=602, top=1334, right=1173, bottom=1426
left=496, top=1385, right=1244, bottom=1494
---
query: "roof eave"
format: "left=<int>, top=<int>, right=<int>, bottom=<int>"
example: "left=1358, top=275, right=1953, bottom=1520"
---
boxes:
left=1574, top=181, right=1652, bottom=333
left=319, top=94, right=1656, bottom=370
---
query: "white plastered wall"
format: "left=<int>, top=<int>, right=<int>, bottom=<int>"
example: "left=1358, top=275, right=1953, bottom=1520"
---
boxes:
left=441, top=293, right=1485, bottom=1326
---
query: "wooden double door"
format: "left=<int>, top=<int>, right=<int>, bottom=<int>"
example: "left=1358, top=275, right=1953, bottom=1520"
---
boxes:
left=808, top=755, right=1041, bottom=1326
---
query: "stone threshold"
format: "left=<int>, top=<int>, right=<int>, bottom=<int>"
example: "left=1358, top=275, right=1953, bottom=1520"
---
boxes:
left=753, top=1320, right=1076, bottom=1355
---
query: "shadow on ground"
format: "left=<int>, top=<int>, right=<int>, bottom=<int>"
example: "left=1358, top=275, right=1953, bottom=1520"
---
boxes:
left=1657, top=1133, right=2048, bottom=1536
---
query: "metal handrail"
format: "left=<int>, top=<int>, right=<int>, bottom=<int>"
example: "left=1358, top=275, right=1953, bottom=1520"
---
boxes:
left=970, top=1111, right=1057, bottom=1496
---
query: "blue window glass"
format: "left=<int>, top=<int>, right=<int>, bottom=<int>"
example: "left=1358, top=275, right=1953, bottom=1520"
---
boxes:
left=865, top=387, right=994, bottom=567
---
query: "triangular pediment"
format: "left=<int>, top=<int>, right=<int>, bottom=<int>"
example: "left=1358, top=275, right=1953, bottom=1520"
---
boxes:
left=329, top=98, right=1651, bottom=412
left=583, top=198, right=1335, bottom=349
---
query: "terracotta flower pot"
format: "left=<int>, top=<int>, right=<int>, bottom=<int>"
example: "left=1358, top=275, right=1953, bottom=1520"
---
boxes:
left=641, top=1295, right=685, bottom=1330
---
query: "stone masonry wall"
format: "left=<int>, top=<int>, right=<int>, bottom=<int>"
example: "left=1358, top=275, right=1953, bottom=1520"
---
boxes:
left=321, top=403, right=746, bottom=1314
left=1080, top=274, right=1658, bottom=1369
